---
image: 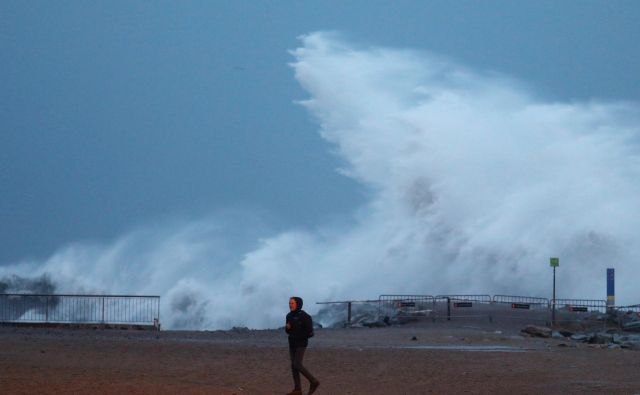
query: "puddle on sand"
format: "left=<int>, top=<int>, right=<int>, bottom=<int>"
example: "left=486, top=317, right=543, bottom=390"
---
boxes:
left=396, top=345, right=528, bottom=352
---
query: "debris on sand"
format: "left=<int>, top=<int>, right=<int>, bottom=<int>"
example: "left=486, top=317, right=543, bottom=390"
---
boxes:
left=521, top=325, right=551, bottom=338
left=564, top=331, right=640, bottom=349
left=609, top=307, right=640, bottom=332
left=518, top=322, right=640, bottom=350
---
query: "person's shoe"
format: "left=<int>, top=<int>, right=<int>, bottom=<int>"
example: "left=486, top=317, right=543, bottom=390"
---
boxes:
left=308, top=380, right=320, bottom=394
left=286, top=389, right=302, bottom=395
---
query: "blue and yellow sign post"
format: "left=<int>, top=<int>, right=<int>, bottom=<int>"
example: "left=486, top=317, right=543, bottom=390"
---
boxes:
left=550, top=257, right=559, bottom=326
left=607, top=268, right=615, bottom=310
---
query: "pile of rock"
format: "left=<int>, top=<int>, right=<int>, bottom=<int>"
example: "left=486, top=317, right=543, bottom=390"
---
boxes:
left=568, top=332, right=640, bottom=349
left=521, top=324, right=640, bottom=350
left=521, top=325, right=552, bottom=338
left=609, top=307, right=640, bottom=332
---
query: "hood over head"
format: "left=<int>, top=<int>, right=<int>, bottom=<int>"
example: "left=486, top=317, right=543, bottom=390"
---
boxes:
left=290, top=296, right=303, bottom=311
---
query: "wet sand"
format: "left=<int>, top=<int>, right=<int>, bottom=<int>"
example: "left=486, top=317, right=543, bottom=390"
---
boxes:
left=1, top=322, right=639, bottom=394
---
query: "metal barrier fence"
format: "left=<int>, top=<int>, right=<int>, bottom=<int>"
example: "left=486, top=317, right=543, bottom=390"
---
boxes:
left=491, top=295, right=551, bottom=324
left=378, top=295, right=434, bottom=319
left=434, top=295, right=493, bottom=321
left=555, top=299, right=607, bottom=313
left=320, top=294, right=637, bottom=327
left=492, top=295, right=550, bottom=307
left=551, top=299, right=607, bottom=328
left=438, top=295, right=492, bottom=303
left=616, top=304, right=640, bottom=313
left=0, top=294, right=160, bottom=326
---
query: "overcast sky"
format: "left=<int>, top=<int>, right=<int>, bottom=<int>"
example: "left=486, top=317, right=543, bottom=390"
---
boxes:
left=2, top=1, right=640, bottom=265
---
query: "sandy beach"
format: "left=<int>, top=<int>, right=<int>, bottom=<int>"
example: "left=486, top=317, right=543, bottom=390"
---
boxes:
left=1, top=320, right=639, bottom=395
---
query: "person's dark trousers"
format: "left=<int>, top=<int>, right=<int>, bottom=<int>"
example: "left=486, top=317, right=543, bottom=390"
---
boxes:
left=289, top=346, right=317, bottom=390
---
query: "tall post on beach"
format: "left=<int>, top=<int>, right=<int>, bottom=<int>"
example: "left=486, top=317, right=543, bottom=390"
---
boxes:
left=550, top=257, right=559, bottom=327
left=606, top=268, right=615, bottom=312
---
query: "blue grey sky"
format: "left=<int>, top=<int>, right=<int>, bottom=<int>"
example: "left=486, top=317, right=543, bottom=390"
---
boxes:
left=2, top=1, right=639, bottom=264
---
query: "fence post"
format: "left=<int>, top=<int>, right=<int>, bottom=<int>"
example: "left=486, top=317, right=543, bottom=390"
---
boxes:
left=432, top=297, right=437, bottom=323
left=45, top=296, right=49, bottom=323
left=447, top=297, right=451, bottom=321
left=347, top=302, right=352, bottom=326
left=101, top=297, right=105, bottom=323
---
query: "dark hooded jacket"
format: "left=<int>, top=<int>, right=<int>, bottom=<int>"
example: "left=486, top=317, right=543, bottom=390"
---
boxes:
left=285, top=296, right=314, bottom=348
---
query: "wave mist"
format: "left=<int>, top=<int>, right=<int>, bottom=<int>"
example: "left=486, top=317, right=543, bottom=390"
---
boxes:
left=3, top=32, right=640, bottom=329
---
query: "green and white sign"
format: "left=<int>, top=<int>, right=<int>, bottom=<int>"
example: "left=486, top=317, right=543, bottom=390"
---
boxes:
left=550, top=257, right=559, bottom=267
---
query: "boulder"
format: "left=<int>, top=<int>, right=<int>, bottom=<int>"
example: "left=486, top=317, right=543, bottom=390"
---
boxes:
left=589, top=333, right=613, bottom=344
left=558, top=330, right=573, bottom=337
left=611, top=308, right=640, bottom=329
left=521, top=325, right=552, bottom=338
left=621, top=334, right=640, bottom=350
left=622, top=320, right=640, bottom=332
left=612, top=334, right=640, bottom=345
left=570, top=333, right=591, bottom=342
left=620, top=341, right=640, bottom=350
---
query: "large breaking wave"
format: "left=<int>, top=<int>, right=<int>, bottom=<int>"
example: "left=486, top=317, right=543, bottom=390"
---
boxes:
left=2, top=32, right=640, bottom=329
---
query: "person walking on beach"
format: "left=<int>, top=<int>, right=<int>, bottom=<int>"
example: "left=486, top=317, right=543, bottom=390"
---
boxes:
left=285, top=296, right=320, bottom=395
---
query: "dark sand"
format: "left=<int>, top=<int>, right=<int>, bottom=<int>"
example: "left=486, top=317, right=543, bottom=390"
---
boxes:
left=1, top=321, right=639, bottom=394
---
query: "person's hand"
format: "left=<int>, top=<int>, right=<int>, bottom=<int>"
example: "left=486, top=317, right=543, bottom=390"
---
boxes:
left=286, top=322, right=291, bottom=330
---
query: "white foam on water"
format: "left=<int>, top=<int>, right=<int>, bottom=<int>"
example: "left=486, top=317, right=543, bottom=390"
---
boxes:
left=3, top=32, right=640, bottom=329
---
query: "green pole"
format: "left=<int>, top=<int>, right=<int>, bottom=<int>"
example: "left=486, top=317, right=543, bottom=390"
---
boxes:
left=552, top=265, right=556, bottom=326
